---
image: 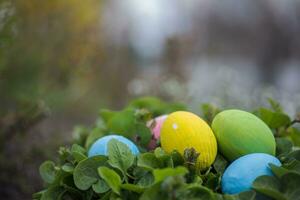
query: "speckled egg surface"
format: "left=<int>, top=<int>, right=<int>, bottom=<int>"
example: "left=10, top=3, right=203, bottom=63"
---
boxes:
left=212, top=109, right=276, bottom=161
left=88, top=135, right=140, bottom=157
left=222, top=153, right=281, bottom=194
left=160, top=111, right=217, bottom=170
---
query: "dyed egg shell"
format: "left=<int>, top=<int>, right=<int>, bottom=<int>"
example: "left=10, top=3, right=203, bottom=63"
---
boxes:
left=222, top=153, right=281, bottom=194
left=88, top=135, right=140, bottom=157
left=147, top=115, right=168, bottom=150
left=212, top=109, right=276, bottom=161
left=160, top=111, right=217, bottom=170
left=147, top=115, right=168, bottom=139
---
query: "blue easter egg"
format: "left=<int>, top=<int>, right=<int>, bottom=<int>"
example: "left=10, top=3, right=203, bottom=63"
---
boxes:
left=88, top=135, right=140, bottom=157
left=221, top=153, right=281, bottom=194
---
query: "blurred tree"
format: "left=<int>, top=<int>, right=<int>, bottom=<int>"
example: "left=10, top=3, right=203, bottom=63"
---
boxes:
left=0, top=1, right=106, bottom=199
left=0, top=0, right=104, bottom=115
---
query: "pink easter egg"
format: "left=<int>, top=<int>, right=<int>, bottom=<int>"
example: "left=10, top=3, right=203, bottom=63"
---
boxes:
left=147, top=115, right=168, bottom=150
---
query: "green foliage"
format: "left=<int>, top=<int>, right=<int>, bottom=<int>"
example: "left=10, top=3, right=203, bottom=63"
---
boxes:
left=106, top=109, right=136, bottom=138
left=39, top=161, right=57, bottom=184
left=71, top=144, right=88, bottom=163
left=138, top=153, right=163, bottom=170
left=73, top=156, right=107, bottom=190
left=254, top=99, right=300, bottom=144
left=153, top=167, right=188, bottom=184
left=201, top=103, right=221, bottom=125
left=98, top=167, right=122, bottom=195
left=34, top=97, right=300, bottom=200
left=128, top=96, right=187, bottom=116
left=275, top=138, right=293, bottom=157
left=107, top=139, right=135, bottom=178
left=257, top=108, right=291, bottom=129
left=253, top=158, right=300, bottom=200
left=92, top=179, right=110, bottom=194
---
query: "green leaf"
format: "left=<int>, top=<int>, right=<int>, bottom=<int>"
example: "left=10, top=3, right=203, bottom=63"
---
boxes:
left=92, top=179, right=110, bottom=194
left=71, top=144, right=86, bottom=154
left=270, top=164, right=290, bottom=178
left=137, top=153, right=162, bottom=170
left=252, top=172, right=300, bottom=200
left=153, top=166, right=188, bottom=184
left=128, top=96, right=186, bottom=115
left=39, top=161, right=57, bottom=184
left=191, top=176, right=203, bottom=185
left=133, top=167, right=155, bottom=187
left=137, top=172, right=154, bottom=187
left=41, top=186, right=66, bottom=200
left=237, top=191, right=257, bottom=200
left=283, top=160, right=300, bottom=174
left=220, top=191, right=256, bottom=200
left=252, top=175, right=286, bottom=200
left=134, top=108, right=153, bottom=123
left=135, top=122, right=152, bottom=146
left=160, top=176, right=186, bottom=196
left=139, top=183, right=165, bottom=200
left=280, top=172, right=300, bottom=200
left=166, top=102, right=187, bottom=113
left=32, top=190, right=46, bottom=199
left=276, top=138, right=293, bottom=156
left=267, top=98, right=283, bottom=113
left=120, top=183, right=146, bottom=193
left=98, top=166, right=122, bottom=195
left=84, top=189, right=94, bottom=200
left=289, top=128, right=300, bottom=147
left=154, top=147, right=166, bottom=158
left=99, top=109, right=116, bottom=123
left=73, top=156, right=107, bottom=190
left=181, top=184, right=215, bottom=199
left=51, top=168, right=69, bottom=186
left=61, top=163, right=74, bottom=173
left=201, top=103, right=221, bottom=125
left=72, top=151, right=87, bottom=163
left=258, top=108, right=291, bottom=129
left=128, top=97, right=166, bottom=116
left=107, top=109, right=136, bottom=138
left=213, top=154, right=228, bottom=174
left=107, top=139, right=135, bottom=175
left=71, top=144, right=87, bottom=162
left=60, top=175, right=83, bottom=199
left=204, top=173, right=221, bottom=191
left=99, top=191, right=111, bottom=200
left=285, top=150, right=300, bottom=162
left=170, top=150, right=185, bottom=167
left=65, top=180, right=82, bottom=197
left=58, top=147, right=72, bottom=163
left=154, top=147, right=173, bottom=168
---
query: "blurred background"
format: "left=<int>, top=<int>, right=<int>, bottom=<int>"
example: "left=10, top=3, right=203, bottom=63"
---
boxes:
left=1, top=0, right=300, bottom=199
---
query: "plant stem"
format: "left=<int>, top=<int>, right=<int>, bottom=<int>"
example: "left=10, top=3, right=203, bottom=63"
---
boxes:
left=290, top=119, right=300, bottom=126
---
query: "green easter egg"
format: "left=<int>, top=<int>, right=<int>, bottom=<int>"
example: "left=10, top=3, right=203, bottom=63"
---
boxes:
left=212, top=109, right=276, bottom=161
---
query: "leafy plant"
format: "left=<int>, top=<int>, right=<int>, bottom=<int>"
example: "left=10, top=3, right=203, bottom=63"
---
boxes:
left=34, top=97, right=300, bottom=200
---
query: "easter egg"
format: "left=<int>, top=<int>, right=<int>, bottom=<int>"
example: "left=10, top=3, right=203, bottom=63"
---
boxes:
left=160, top=111, right=217, bottom=170
left=221, top=153, right=281, bottom=194
left=88, top=135, right=140, bottom=157
left=147, top=115, right=168, bottom=150
left=212, top=109, right=276, bottom=161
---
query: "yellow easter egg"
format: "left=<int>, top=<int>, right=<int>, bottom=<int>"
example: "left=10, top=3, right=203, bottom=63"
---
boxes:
left=161, top=111, right=217, bottom=170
